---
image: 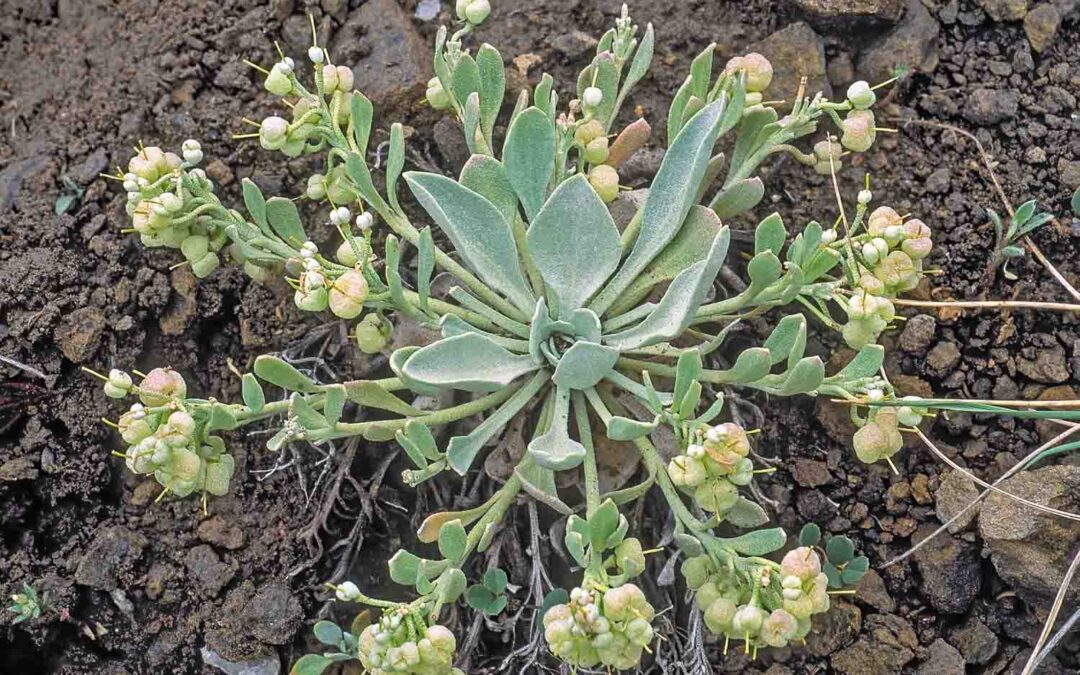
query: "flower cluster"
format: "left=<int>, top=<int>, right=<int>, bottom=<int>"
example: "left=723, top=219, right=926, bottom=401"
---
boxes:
left=123, top=144, right=224, bottom=277
left=682, top=546, right=829, bottom=652
left=356, top=610, right=462, bottom=675
left=851, top=392, right=907, bottom=466
left=667, top=423, right=754, bottom=515
left=543, top=584, right=656, bottom=670
left=723, top=52, right=773, bottom=105
left=111, top=368, right=234, bottom=498
left=260, top=55, right=356, bottom=159
left=839, top=81, right=878, bottom=152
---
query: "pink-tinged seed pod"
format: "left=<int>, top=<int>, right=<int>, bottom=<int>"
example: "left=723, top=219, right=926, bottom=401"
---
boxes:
left=866, top=206, right=902, bottom=236
left=335, top=66, right=354, bottom=92
left=588, top=165, right=620, bottom=203
left=139, top=367, right=187, bottom=405
left=780, top=546, right=822, bottom=580
left=841, top=110, right=876, bottom=152
left=329, top=270, right=369, bottom=319
left=321, top=64, right=339, bottom=92
left=605, top=118, right=651, bottom=168
left=760, top=609, right=799, bottom=648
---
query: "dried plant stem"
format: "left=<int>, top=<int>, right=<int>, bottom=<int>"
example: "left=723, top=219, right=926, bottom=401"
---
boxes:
left=1021, top=546, right=1080, bottom=675
left=894, top=298, right=1080, bottom=312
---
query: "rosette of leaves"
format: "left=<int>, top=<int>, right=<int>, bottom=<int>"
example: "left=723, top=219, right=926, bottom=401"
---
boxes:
left=798, top=523, right=869, bottom=588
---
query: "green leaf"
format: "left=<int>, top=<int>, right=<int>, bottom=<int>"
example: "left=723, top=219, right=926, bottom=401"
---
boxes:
left=604, top=228, right=730, bottom=350
left=313, top=621, right=343, bottom=646
left=463, top=92, right=482, bottom=155
left=264, top=197, right=307, bottom=246
left=778, top=356, right=824, bottom=395
left=527, top=386, right=586, bottom=470
left=595, top=99, right=727, bottom=314
left=417, top=227, right=434, bottom=313
left=753, top=212, right=786, bottom=256
left=466, top=584, right=497, bottom=612
left=405, top=420, right=441, bottom=461
left=763, top=314, right=807, bottom=367
left=667, top=76, right=694, bottom=145
left=673, top=349, right=703, bottom=408
left=841, top=556, right=870, bottom=585
left=438, top=519, right=468, bottom=563
left=290, top=654, right=332, bottom=675
left=290, top=393, right=328, bottom=430
left=724, top=496, right=769, bottom=528
left=606, top=414, right=659, bottom=441
left=451, top=53, right=481, bottom=114
left=404, top=171, right=534, bottom=313
left=437, top=568, right=467, bottom=602
left=344, top=379, right=420, bottom=416
left=717, top=347, right=771, bottom=383
left=1014, top=212, right=1054, bottom=238
left=241, top=373, right=265, bottom=413
left=503, top=107, right=555, bottom=222
left=1012, top=199, right=1036, bottom=226
left=396, top=430, right=429, bottom=469
left=674, top=532, right=705, bottom=557
left=747, top=250, right=783, bottom=287
left=1072, top=187, right=1080, bottom=217
left=527, top=174, right=622, bottom=316
left=677, top=380, right=702, bottom=419
left=720, top=527, right=786, bottom=556
left=390, top=347, right=442, bottom=396
left=711, top=177, right=764, bottom=219
left=577, top=52, right=619, bottom=128
left=729, top=106, right=779, bottom=176
left=617, top=23, right=653, bottom=109
left=798, top=522, right=821, bottom=547
left=254, top=355, right=321, bottom=393
left=459, top=155, right=518, bottom=228
left=610, top=207, right=725, bottom=315
left=823, top=561, right=842, bottom=588
left=322, top=384, right=346, bottom=427
left=476, top=44, right=505, bottom=143
left=386, top=123, right=405, bottom=212
left=588, top=498, right=621, bottom=545
left=206, top=403, right=238, bottom=431
left=564, top=529, right=588, bottom=566
left=403, top=333, right=540, bottom=393
left=826, top=536, right=855, bottom=564
left=241, top=178, right=269, bottom=234
left=350, top=92, right=374, bottom=153
left=532, top=74, right=555, bottom=119
left=346, top=149, right=381, bottom=208
left=552, top=341, right=619, bottom=390
left=541, top=589, right=569, bottom=618
left=483, top=568, right=508, bottom=594
left=1002, top=245, right=1025, bottom=258
left=836, top=344, right=885, bottom=380
left=516, top=457, right=573, bottom=514
left=388, top=549, right=422, bottom=584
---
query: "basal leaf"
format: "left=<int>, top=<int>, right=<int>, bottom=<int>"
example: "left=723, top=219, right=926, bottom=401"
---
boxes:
left=265, top=197, right=307, bottom=246
left=404, top=171, right=534, bottom=312
left=350, top=91, right=374, bottom=153
left=313, top=621, right=343, bottom=646
left=527, top=175, right=621, bottom=316
left=476, top=44, right=505, bottom=143
left=503, top=107, right=555, bottom=221
left=762, top=314, right=806, bottom=366
left=459, top=155, right=519, bottom=227
left=753, top=212, right=787, bottom=256
left=254, top=355, right=321, bottom=393
left=527, top=386, right=586, bottom=470
left=451, top=53, right=481, bottom=114
left=720, top=527, right=786, bottom=556
left=713, top=347, right=771, bottom=384
left=403, top=333, right=540, bottom=393
left=551, top=341, right=619, bottom=390
left=710, top=176, right=764, bottom=219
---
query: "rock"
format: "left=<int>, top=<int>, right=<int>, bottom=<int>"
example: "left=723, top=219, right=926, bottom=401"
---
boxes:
left=1060, top=160, right=1080, bottom=189
left=855, top=569, right=895, bottom=612
left=198, top=516, right=246, bottom=550
left=935, top=469, right=981, bottom=532
left=748, top=22, right=828, bottom=104
left=925, top=168, right=951, bottom=194
left=205, top=159, right=234, bottom=187
left=980, top=0, right=1030, bottom=21
left=550, top=30, right=598, bottom=59
left=432, top=118, right=471, bottom=174
left=899, top=314, right=936, bottom=353
left=208, top=581, right=303, bottom=661
left=916, top=639, right=965, bottom=675
left=925, top=341, right=961, bottom=375
left=947, top=616, right=999, bottom=664
left=618, top=147, right=664, bottom=184
left=202, top=647, right=281, bottom=675
left=979, top=465, right=1080, bottom=608
left=160, top=266, right=198, bottom=336
left=1015, top=343, right=1070, bottom=383
left=792, top=458, right=832, bottom=487
left=75, top=527, right=147, bottom=592
left=963, top=88, right=1020, bottom=125
left=0, top=456, right=38, bottom=482
left=785, top=0, right=905, bottom=31
left=1034, top=385, right=1077, bottom=444
left=912, top=524, right=981, bottom=613
left=856, top=0, right=940, bottom=84
left=213, top=60, right=252, bottom=91
left=806, top=600, right=861, bottom=656
left=333, top=0, right=432, bottom=112
left=185, top=545, right=236, bottom=597
left=54, top=306, right=106, bottom=363
left=70, top=148, right=109, bottom=186
left=831, top=614, right=918, bottom=674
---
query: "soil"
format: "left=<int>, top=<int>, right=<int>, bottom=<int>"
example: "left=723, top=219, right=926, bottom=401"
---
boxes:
left=2, top=0, right=1079, bottom=673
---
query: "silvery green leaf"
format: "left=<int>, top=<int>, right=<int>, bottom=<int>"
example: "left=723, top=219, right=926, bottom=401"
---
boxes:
left=729, top=106, right=779, bottom=177
left=710, top=176, right=764, bottom=219
left=569, top=309, right=602, bottom=343
left=677, top=380, right=702, bottom=419
left=417, top=227, right=434, bottom=313
left=576, top=51, right=619, bottom=128
left=1002, top=245, right=1025, bottom=258
left=459, top=155, right=518, bottom=227
left=503, top=107, right=555, bottom=221
left=344, top=379, right=421, bottom=416
left=241, top=179, right=271, bottom=237
left=527, top=386, right=586, bottom=470
left=1073, top=187, right=1080, bottom=217
left=438, top=520, right=467, bottom=563
left=476, top=44, right=505, bottom=143
left=667, top=76, right=694, bottom=145
left=604, top=229, right=730, bottom=350
left=396, top=430, right=430, bottom=469
left=746, top=250, right=782, bottom=287
left=789, top=221, right=822, bottom=267
left=390, top=347, right=442, bottom=396
left=618, top=23, right=653, bottom=104
left=388, top=549, right=422, bottom=584
left=673, top=349, right=703, bottom=407
left=451, top=52, right=480, bottom=113
left=436, top=568, right=467, bottom=603
left=610, top=207, right=724, bottom=316
left=564, top=530, right=588, bottom=567
left=778, top=356, right=824, bottom=395
left=835, top=344, right=884, bottom=380
left=264, top=197, right=306, bottom=246
left=345, top=154, right=381, bottom=211
left=804, top=247, right=840, bottom=281
left=446, top=370, right=549, bottom=473
left=762, top=314, right=807, bottom=367
left=290, top=393, right=328, bottom=430
left=527, top=175, right=621, bottom=316
left=552, top=341, right=619, bottom=390
left=323, top=384, right=346, bottom=427
left=529, top=298, right=554, bottom=363
left=606, top=414, right=659, bottom=441
left=724, top=497, right=769, bottom=528
left=404, top=420, right=441, bottom=461
left=404, top=171, right=534, bottom=313
left=532, top=74, right=555, bottom=119
left=754, top=212, right=786, bottom=256
left=386, top=122, right=405, bottom=212
left=720, top=527, right=786, bottom=556
left=403, top=333, right=540, bottom=393
left=674, top=533, right=704, bottom=557
left=515, top=459, right=573, bottom=514
left=207, top=403, right=238, bottom=431
left=241, top=373, right=264, bottom=413
left=439, top=314, right=529, bottom=352
left=463, top=92, right=482, bottom=154
left=778, top=263, right=805, bottom=304
left=254, top=355, right=321, bottom=393
left=712, top=347, right=771, bottom=384
left=350, top=91, right=374, bottom=153
left=592, top=99, right=727, bottom=315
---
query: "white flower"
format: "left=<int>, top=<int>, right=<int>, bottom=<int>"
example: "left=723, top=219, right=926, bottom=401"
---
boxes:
left=857, top=189, right=872, bottom=205
left=335, top=581, right=361, bottom=601
left=861, top=242, right=879, bottom=264
left=181, top=139, right=203, bottom=165
left=821, top=229, right=838, bottom=244
left=582, top=86, right=603, bottom=109
left=308, top=46, right=325, bottom=64
left=355, top=212, right=373, bottom=230
left=330, top=206, right=351, bottom=226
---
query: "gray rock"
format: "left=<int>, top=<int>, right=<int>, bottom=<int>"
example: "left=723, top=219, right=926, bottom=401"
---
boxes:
left=1059, top=159, right=1080, bottom=189
left=432, top=117, right=471, bottom=174
left=912, top=524, right=982, bottom=613
left=947, top=616, right=999, bottom=664
left=53, top=306, right=106, bottom=364
left=926, top=340, right=961, bottom=375
left=213, top=60, right=252, bottom=91
left=207, top=581, right=303, bottom=661
left=806, top=600, right=861, bottom=656
left=785, top=0, right=905, bottom=30
left=935, top=469, right=981, bottom=532
left=831, top=614, right=918, bottom=674
left=610, top=189, right=649, bottom=233
left=185, top=545, right=236, bottom=597
left=925, top=168, right=951, bottom=193
left=1015, top=343, right=1070, bottom=383
left=979, top=465, right=1080, bottom=607
left=749, top=22, right=828, bottom=105
left=963, top=88, right=1020, bottom=125
left=855, top=569, right=895, bottom=612
left=899, top=314, right=936, bottom=353
left=857, top=0, right=940, bottom=84
left=75, top=527, right=147, bottom=592
left=917, top=639, right=965, bottom=675
left=980, top=0, right=1030, bottom=21
left=550, top=30, right=599, bottom=59
left=202, top=647, right=281, bottom=675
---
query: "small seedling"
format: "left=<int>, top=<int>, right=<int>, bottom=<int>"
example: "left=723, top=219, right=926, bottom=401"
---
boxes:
left=987, top=199, right=1055, bottom=280
left=7, top=583, right=45, bottom=624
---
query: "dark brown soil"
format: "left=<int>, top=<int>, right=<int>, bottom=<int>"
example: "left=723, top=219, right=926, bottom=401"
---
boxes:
left=2, top=0, right=1078, bottom=673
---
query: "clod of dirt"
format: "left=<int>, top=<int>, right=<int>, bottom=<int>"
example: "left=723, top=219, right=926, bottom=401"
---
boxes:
left=53, top=306, right=107, bottom=364
left=911, top=524, right=982, bottom=613
left=749, top=22, right=828, bottom=103
left=74, top=526, right=148, bottom=592
left=1014, top=340, right=1070, bottom=383
left=916, top=638, right=966, bottom=675
left=198, top=515, right=247, bottom=550
left=980, top=0, right=1030, bottom=22
left=979, top=465, right=1080, bottom=608
left=899, top=313, right=936, bottom=353
left=856, top=0, right=941, bottom=84
left=550, top=29, right=598, bottom=59
left=934, top=469, right=981, bottom=532
left=963, top=88, right=1020, bottom=125
left=1035, top=385, right=1078, bottom=443
left=185, top=545, right=238, bottom=598
left=855, top=569, right=895, bottom=612
left=1023, top=3, right=1062, bottom=52
left=792, top=457, right=832, bottom=487
left=947, top=616, right=1000, bottom=665
left=831, top=613, right=918, bottom=674
left=806, top=599, right=861, bottom=656
left=925, top=340, right=961, bottom=376
left=206, top=581, right=303, bottom=661
left=785, top=0, right=905, bottom=31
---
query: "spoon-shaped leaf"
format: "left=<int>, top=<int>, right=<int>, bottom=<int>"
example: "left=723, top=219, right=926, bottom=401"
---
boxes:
left=527, top=386, right=586, bottom=470
left=552, top=341, right=620, bottom=390
left=402, top=333, right=540, bottom=393
left=527, top=175, right=621, bottom=317
left=503, top=107, right=555, bottom=222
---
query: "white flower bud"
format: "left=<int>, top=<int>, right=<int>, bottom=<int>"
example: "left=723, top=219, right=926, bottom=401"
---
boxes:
left=304, top=258, right=321, bottom=272
left=686, top=443, right=705, bottom=459
left=123, top=180, right=140, bottom=193
left=884, top=224, right=904, bottom=242
left=355, top=211, right=373, bottom=231
left=335, top=581, right=361, bottom=602
left=821, top=229, right=838, bottom=244
left=857, top=189, right=872, bottom=205
left=305, top=270, right=325, bottom=289
left=308, top=46, right=325, bottom=64
left=861, top=242, right=880, bottom=264
left=108, top=369, right=133, bottom=390
left=846, top=80, right=876, bottom=109
left=872, top=237, right=889, bottom=257
left=867, top=388, right=884, bottom=402
left=330, top=206, right=351, bottom=226
left=782, top=587, right=803, bottom=600
left=582, top=86, right=603, bottom=109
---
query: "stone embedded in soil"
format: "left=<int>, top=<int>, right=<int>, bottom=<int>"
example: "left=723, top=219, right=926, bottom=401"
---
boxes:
left=1014, top=342, right=1070, bottom=383
left=332, top=0, right=432, bottom=113
left=185, top=544, right=237, bottom=597
left=784, top=0, right=905, bottom=31
left=934, top=469, right=981, bottom=532
left=963, top=88, right=1020, bottom=125
left=979, top=465, right=1080, bottom=608
left=433, top=117, right=471, bottom=175
left=806, top=599, right=861, bottom=656
left=1024, top=3, right=1061, bottom=52
left=831, top=613, right=918, bottom=674
left=947, top=616, right=999, bottom=665
left=75, top=526, right=148, bottom=592
left=899, top=314, right=936, bottom=353
left=0, top=456, right=39, bottom=482
left=925, top=340, right=961, bottom=375
left=198, top=515, right=246, bottom=550
left=550, top=30, right=598, bottom=59
left=912, top=524, right=981, bottom=613
left=1060, top=160, right=1080, bottom=189
left=53, top=305, right=106, bottom=363
left=924, top=168, right=951, bottom=194
left=855, top=569, right=896, bottom=612
left=980, top=0, right=1030, bottom=21
left=856, top=0, right=940, bottom=84
left=207, top=581, right=303, bottom=661
left=1035, top=385, right=1078, bottom=444
left=792, top=458, right=832, bottom=487
left=748, top=22, right=828, bottom=104
left=916, top=638, right=966, bottom=675
left=202, top=646, right=281, bottom=675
